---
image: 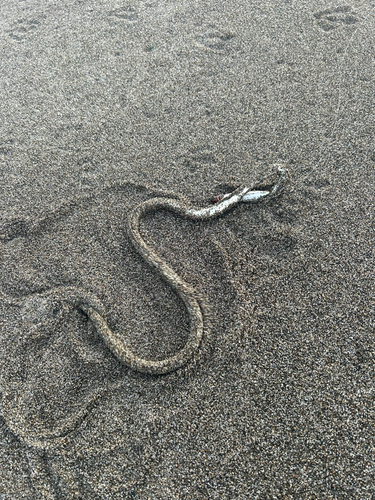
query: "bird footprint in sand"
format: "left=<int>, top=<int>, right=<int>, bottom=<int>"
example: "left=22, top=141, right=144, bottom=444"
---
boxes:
left=108, top=5, right=138, bottom=22
left=195, top=29, right=235, bottom=51
left=313, top=6, right=358, bottom=31
left=6, top=18, right=43, bottom=41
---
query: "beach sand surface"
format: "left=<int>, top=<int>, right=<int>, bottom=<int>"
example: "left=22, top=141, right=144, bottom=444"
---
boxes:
left=0, top=0, right=374, bottom=498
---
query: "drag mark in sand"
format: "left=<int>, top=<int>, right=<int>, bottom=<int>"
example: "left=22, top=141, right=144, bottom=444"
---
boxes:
left=0, top=169, right=286, bottom=497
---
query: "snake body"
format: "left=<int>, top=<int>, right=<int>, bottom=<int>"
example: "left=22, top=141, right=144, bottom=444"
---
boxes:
left=0, top=167, right=286, bottom=452
left=1, top=166, right=286, bottom=376
left=80, top=166, right=285, bottom=374
left=82, top=185, right=251, bottom=374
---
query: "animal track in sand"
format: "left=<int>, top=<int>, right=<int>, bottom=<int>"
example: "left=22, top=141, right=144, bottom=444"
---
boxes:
left=108, top=5, right=139, bottom=22
left=6, top=18, right=43, bottom=41
left=195, top=28, right=235, bottom=51
left=313, top=5, right=358, bottom=31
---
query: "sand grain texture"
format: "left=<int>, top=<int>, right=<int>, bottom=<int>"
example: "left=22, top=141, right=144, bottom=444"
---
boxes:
left=0, top=0, right=374, bottom=498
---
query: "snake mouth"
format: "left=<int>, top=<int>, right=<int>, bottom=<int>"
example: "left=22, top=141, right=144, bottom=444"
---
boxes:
left=211, top=165, right=286, bottom=204
left=211, top=193, right=226, bottom=203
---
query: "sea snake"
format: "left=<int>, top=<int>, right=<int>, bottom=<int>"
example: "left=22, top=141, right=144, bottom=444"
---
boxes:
left=0, top=165, right=286, bottom=375
left=79, top=165, right=286, bottom=374
left=0, top=166, right=286, bottom=451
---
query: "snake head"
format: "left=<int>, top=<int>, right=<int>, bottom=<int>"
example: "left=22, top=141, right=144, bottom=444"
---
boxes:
left=211, top=165, right=286, bottom=204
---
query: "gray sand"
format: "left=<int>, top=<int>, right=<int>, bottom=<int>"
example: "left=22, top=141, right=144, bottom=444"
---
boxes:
left=0, top=0, right=374, bottom=498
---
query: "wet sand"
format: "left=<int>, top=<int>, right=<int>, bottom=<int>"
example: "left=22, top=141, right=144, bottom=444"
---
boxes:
left=0, top=0, right=374, bottom=498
